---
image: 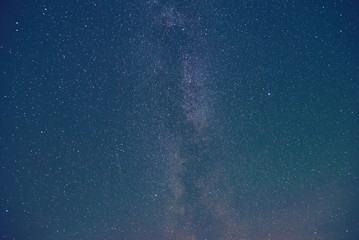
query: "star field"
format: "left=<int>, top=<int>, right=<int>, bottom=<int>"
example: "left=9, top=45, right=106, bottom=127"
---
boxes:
left=1, top=0, right=359, bottom=239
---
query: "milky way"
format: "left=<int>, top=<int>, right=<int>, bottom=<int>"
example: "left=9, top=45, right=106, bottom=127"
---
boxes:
left=1, top=0, right=358, bottom=239
left=125, top=1, right=231, bottom=238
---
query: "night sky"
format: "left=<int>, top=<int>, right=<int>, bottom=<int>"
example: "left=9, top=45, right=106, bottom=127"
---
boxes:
left=1, top=0, right=359, bottom=239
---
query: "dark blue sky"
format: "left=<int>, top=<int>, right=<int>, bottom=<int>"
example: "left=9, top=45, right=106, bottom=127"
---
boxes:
left=1, top=0, right=359, bottom=239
